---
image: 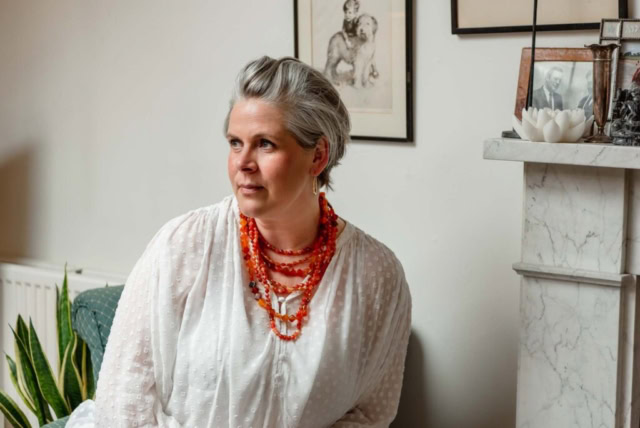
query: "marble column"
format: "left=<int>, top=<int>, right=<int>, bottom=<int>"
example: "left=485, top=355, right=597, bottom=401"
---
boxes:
left=484, top=138, right=640, bottom=428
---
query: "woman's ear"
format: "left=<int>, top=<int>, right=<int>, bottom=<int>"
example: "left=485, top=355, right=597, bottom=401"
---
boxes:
left=311, top=137, right=330, bottom=176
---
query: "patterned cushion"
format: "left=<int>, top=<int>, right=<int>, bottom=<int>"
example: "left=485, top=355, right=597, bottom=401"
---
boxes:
left=42, top=416, right=70, bottom=428
left=71, top=285, right=125, bottom=385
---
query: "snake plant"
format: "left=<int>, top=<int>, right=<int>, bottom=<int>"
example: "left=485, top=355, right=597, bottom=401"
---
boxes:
left=0, top=266, right=95, bottom=427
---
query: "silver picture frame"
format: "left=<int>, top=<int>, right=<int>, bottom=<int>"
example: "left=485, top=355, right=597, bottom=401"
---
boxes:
left=600, top=19, right=640, bottom=121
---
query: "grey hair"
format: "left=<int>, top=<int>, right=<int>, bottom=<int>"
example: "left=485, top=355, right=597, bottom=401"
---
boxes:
left=223, top=56, right=350, bottom=190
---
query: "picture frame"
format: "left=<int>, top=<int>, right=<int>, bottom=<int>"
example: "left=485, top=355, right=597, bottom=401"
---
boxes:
left=514, top=48, right=595, bottom=121
left=294, top=0, right=413, bottom=142
left=599, top=19, right=640, bottom=121
left=452, top=0, right=627, bottom=35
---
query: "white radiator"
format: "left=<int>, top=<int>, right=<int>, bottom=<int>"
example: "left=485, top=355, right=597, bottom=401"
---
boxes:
left=0, top=258, right=126, bottom=427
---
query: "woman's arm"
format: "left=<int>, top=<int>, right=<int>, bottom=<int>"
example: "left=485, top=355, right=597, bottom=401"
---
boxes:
left=333, top=264, right=412, bottom=428
left=91, top=206, right=218, bottom=428
left=93, top=208, right=207, bottom=427
left=94, top=243, right=160, bottom=427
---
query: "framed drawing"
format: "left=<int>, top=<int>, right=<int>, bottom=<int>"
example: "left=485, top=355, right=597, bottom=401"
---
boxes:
left=294, top=0, right=413, bottom=142
left=452, top=0, right=627, bottom=35
left=514, top=48, right=594, bottom=121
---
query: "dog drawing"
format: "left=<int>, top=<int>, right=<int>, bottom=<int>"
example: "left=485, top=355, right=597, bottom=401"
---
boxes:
left=324, top=13, right=378, bottom=89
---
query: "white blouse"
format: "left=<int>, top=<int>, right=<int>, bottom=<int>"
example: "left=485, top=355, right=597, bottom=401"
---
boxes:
left=66, top=195, right=412, bottom=428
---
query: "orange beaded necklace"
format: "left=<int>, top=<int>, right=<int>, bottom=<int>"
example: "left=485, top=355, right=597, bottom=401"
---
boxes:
left=239, top=192, right=339, bottom=341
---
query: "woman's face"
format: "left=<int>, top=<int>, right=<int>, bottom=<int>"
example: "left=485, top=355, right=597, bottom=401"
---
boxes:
left=226, top=98, right=316, bottom=220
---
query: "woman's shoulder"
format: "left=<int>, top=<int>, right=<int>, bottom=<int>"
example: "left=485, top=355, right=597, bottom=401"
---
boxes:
left=342, top=223, right=412, bottom=329
left=344, top=224, right=411, bottom=301
left=143, top=195, right=236, bottom=255
left=131, top=196, right=236, bottom=296
left=153, top=196, right=234, bottom=238
left=347, top=224, right=404, bottom=275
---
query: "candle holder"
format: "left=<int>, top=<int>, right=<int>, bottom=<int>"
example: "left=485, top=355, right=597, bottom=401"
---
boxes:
left=585, top=43, right=618, bottom=143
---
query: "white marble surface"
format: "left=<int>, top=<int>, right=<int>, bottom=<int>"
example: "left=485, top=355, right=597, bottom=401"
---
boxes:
left=486, top=135, right=640, bottom=427
left=626, top=171, right=640, bottom=275
left=617, top=277, right=640, bottom=428
left=517, top=277, right=621, bottom=428
left=522, top=163, right=626, bottom=274
left=484, top=138, right=640, bottom=169
left=513, top=262, right=632, bottom=288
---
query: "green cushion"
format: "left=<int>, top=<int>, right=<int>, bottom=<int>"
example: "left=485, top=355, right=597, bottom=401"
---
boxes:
left=71, top=285, right=125, bottom=385
left=42, top=416, right=70, bottom=428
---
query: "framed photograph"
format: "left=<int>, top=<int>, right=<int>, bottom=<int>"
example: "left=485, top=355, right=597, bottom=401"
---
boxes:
left=514, top=48, right=595, bottom=121
left=452, top=0, right=627, bottom=35
left=294, top=0, right=413, bottom=142
left=600, top=19, right=640, bottom=121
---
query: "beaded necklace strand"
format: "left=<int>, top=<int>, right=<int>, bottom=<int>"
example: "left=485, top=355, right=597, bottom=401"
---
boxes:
left=239, top=192, right=338, bottom=341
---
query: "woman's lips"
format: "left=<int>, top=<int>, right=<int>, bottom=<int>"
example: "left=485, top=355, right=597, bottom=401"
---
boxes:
left=239, top=185, right=264, bottom=195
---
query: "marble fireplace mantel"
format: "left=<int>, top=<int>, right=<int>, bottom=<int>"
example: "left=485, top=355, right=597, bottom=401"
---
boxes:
left=485, top=138, right=640, bottom=169
left=484, top=138, right=640, bottom=428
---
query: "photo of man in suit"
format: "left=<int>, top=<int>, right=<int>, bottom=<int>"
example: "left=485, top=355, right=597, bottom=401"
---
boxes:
left=578, top=70, right=593, bottom=119
left=532, top=67, right=564, bottom=110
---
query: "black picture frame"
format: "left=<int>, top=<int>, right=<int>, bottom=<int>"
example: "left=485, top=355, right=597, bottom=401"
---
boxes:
left=294, top=0, right=414, bottom=142
left=451, top=0, right=628, bottom=35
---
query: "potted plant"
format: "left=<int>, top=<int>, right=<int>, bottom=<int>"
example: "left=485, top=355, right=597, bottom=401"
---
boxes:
left=0, top=267, right=94, bottom=427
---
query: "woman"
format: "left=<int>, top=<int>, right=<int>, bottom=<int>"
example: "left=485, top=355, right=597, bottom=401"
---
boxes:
left=68, top=56, right=411, bottom=427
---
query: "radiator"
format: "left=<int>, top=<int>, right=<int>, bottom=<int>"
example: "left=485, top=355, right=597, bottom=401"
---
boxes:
left=0, top=258, right=126, bottom=426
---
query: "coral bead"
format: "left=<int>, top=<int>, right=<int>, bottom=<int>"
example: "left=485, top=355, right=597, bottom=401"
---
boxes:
left=239, top=192, right=338, bottom=341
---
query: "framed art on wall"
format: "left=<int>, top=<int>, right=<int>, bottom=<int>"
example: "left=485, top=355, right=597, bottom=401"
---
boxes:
left=452, top=0, right=627, bottom=35
left=514, top=48, right=595, bottom=120
left=294, top=0, right=413, bottom=142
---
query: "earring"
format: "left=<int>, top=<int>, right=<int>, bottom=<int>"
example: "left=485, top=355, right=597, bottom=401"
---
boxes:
left=312, top=177, right=319, bottom=196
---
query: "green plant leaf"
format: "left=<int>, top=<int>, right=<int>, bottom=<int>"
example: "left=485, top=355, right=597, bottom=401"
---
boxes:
left=42, top=395, right=54, bottom=423
left=57, top=267, right=73, bottom=374
left=86, top=350, right=95, bottom=400
left=59, top=335, right=83, bottom=409
left=56, top=284, right=61, bottom=371
left=76, top=337, right=95, bottom=400
left=76, top=340, right=94, bottom=401
left=28, top=320, right=70, bottom=418
left=12, top=327, right=48, bottom=424
left=5, top=354, right=35, bottom=414
left=0, top=390, right=32, bottom=428
left=79, top=341, right=87, bottom=400
left=16, top=316, right=29, bottom=348
left=74, top=329, right=83, bottom=375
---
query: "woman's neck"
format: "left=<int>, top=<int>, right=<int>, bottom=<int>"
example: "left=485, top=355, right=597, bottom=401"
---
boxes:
left=255, top=197, right=321, bottom=251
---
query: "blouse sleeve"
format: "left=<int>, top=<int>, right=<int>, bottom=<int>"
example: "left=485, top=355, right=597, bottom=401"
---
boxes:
left=332, top=251, right=412, bottom=428
left=94, top=208, right=207, bottom=427
left=94, top=233, right=160, bottom=427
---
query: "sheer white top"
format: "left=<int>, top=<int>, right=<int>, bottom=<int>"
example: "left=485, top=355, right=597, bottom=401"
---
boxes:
left=67, top=195, right=412, bottom=428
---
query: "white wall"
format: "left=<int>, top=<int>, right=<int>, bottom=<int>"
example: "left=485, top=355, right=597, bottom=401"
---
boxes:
left=1, top=1, right=636, bottom=426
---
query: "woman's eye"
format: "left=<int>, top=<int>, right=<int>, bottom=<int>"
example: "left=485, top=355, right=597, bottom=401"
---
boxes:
left=228, top=139, right=242, bottom=148
left=259, top=139, right=275, bottom=149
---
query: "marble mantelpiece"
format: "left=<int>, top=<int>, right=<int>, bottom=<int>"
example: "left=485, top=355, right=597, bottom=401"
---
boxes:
left=484, top=138, right=640, bottom=428
left=484, top=138, right=640, bottom=169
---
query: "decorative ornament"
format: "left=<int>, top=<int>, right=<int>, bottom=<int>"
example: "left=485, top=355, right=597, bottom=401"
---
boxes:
left=512, top=108, right=593, bottom=143
left=611, top=84, right=640, bottom=146
left=584, top=43, right=618, bottom=143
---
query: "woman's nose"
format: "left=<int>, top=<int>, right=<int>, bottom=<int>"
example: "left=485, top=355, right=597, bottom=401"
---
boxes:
left=237, top=147, right=257, bottom=172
